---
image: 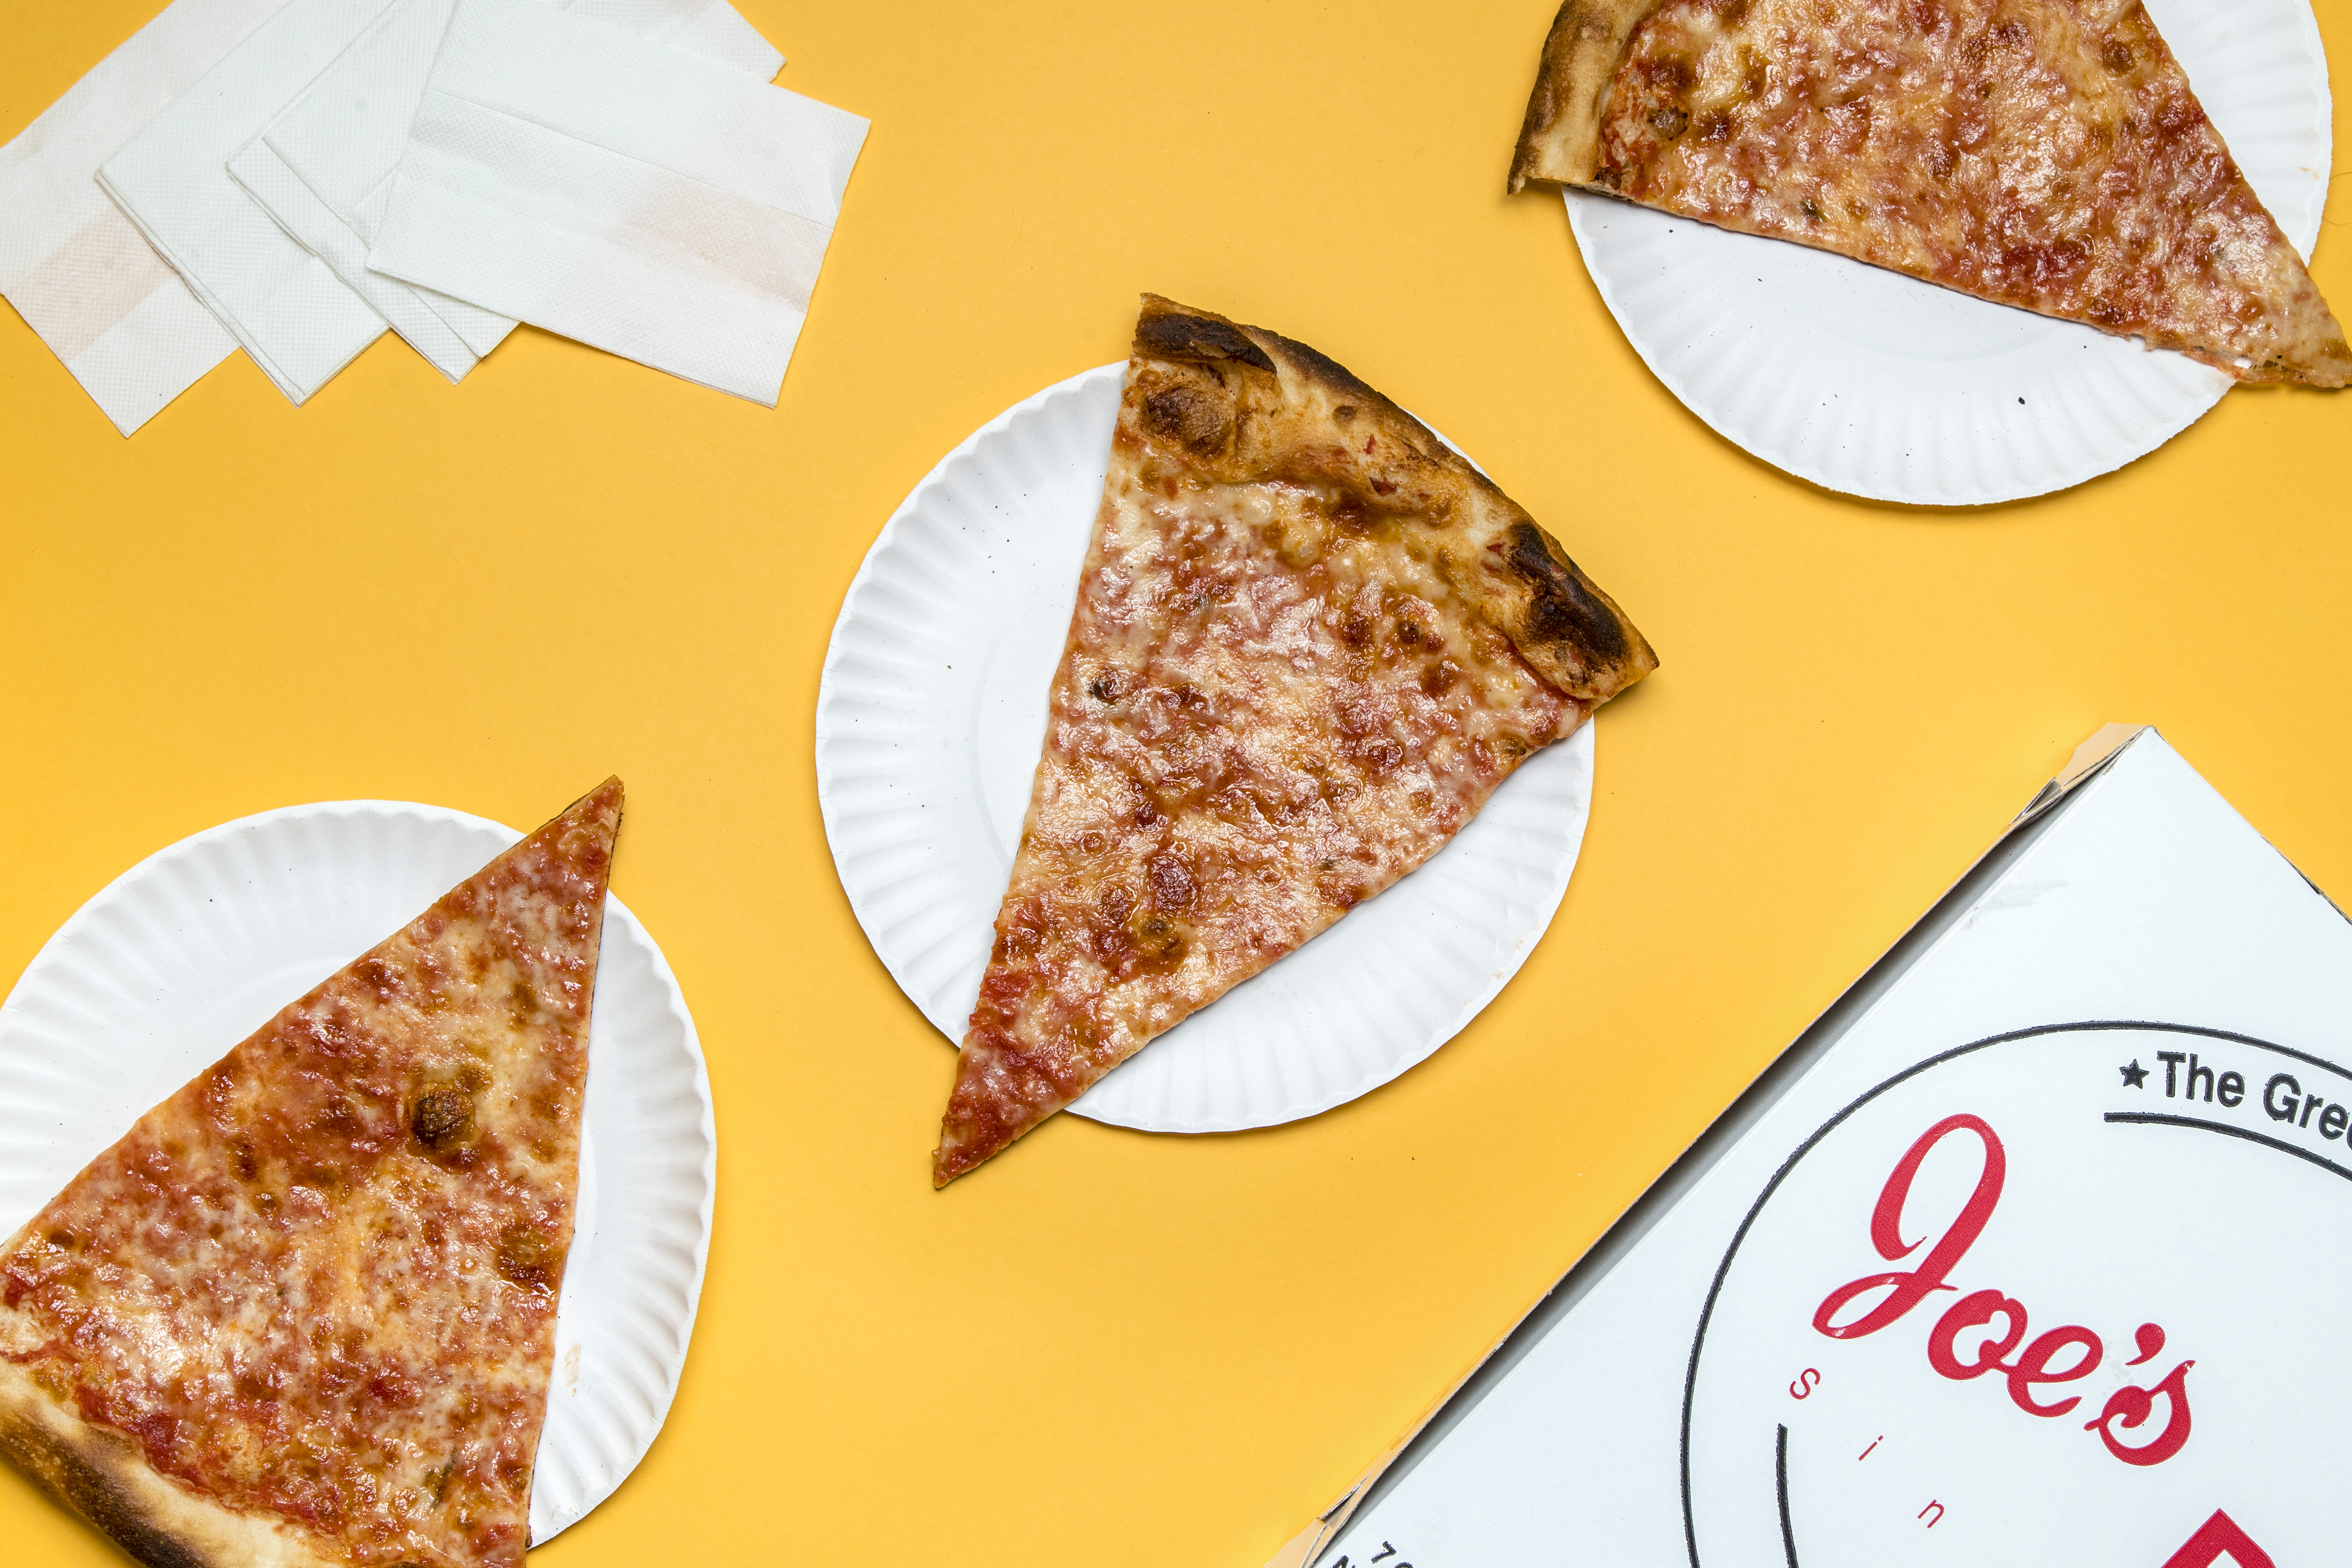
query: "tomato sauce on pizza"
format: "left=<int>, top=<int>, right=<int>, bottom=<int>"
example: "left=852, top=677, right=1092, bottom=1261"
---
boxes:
left=1512, top=0, right=2350, bottom=384
left=0, top=781, right=620, bottom=1568
left=932, top=299, right=1655, bottom=1184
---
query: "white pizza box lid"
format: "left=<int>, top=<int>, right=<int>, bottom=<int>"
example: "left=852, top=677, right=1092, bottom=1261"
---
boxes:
left=1269, top=724, right=2350, bottom=1568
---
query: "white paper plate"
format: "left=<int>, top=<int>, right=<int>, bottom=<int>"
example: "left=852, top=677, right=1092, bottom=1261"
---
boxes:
left=1565, top=0, right=2333, bottom=505
left=817, top=364, right=1597, bottom=1135
left=0, top=801, right=714, bottom=1546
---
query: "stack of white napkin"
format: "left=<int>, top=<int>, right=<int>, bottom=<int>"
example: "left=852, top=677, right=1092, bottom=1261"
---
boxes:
left=0, top=0, right=866, bottom=434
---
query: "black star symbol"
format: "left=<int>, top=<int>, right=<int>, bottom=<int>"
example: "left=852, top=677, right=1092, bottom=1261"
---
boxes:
left=2120, top=1059, right=2149, bottom=1089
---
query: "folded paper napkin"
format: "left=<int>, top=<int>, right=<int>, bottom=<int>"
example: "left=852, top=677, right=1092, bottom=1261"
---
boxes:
left=0, top=0, right=287, bottom=435
left=95, top=0, right=786, bottom=408
left=97, top=0, right=406, bottom=407
left=368, top=0, right=867, bottom=405
left=230, top=0, right=784, bottom=383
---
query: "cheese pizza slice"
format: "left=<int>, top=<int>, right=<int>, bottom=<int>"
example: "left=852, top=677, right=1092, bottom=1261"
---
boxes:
left=0, top=779, right=622, bottom=1568
left=1510, top=0, right=2350, bottom=386
left=932, top=297, right=1656, bottom=1184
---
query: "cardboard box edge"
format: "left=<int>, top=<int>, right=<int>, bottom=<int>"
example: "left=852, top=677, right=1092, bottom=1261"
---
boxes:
left=1257, top=722, right=2152, bottom=1568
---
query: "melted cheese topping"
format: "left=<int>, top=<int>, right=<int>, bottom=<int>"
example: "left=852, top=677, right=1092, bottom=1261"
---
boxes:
left=1594, top=0, right=2347, bottom=380
left=935, top=412, right=1586, bottom=1179
left=0, top=783, right=619, bottom=1568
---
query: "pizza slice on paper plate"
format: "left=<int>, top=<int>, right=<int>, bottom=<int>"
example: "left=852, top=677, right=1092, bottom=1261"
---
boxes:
left=0, top=779, right=622, bottom=1568
left=1509, top=0, right=2351, bottom=386
left=931, top=295, right=1657, bottom=1185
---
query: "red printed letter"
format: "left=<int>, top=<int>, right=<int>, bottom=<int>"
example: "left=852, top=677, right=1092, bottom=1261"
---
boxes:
left=1926, top=1289, right=2026, bottom=1380
left=2087, top=1359, right=2194, bottom=1466
left=2006, top=1325, right=2102, bottom=1417
left=1814, top=1114, right=2005, bottom=1340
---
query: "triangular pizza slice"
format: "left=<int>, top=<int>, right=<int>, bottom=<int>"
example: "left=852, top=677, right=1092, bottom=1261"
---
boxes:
left=0, top=779, right=623, bottom=1568
left=1510, top=0, right=2350, bottom=386
left=932, top=297, right=1656, bottom=1184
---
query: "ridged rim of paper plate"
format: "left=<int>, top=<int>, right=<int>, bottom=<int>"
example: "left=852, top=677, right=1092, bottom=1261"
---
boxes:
left=1564, top=0, right=2332, bottom=507
left=0, top=800, right=714, bottom=1545
left=815, top=364, right=1597, bottom=1135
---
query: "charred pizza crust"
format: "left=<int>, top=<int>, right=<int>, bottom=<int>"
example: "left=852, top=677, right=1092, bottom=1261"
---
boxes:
left=0, top=1359, right=338, bottom=1568
left=1128, top=294, right=1657, bottom=700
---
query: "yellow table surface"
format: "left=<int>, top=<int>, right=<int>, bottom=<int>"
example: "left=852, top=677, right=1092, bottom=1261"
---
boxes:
left=4, top=1, right=2349, bottom=1563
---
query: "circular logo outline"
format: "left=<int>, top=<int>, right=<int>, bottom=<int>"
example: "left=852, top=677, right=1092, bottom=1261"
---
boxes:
left=1676, top=1019, right=2352, bottom=1567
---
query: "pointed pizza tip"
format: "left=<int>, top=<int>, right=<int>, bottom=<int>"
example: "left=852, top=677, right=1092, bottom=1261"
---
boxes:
left=521, top=776, right=624, bottom=886
left=930, top=1088, right=1002, bottom=1188
left=559, top=775, right=625, bottom=834
left=929, top=1138, right=1001, bottom=1188
left=930, top=1030, right=1057, bottom=1186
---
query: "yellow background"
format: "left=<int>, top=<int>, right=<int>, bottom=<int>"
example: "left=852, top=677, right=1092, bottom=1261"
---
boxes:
left=3, top=0, right=2349, bottom=1563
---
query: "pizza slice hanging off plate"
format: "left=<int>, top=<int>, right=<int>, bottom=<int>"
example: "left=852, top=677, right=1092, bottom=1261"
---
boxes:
left=0, top=779, right=622, bottom=1568
left=931, top=296, right=1657, bottom=1185
left=1509, top=0, right=2351, bottom=386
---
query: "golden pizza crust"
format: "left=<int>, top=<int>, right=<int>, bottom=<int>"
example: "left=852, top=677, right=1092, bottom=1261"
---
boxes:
left=0, top=1354, right=340, bottom=1568
left=1128, top=294, right=1657, bottom=701
left=1509, top=0, right=1660, bottom=190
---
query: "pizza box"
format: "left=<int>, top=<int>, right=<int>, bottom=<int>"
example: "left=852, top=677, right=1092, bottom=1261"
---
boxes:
left=1269, top=723, right=2349, bottom=1568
